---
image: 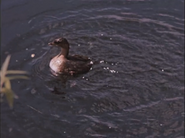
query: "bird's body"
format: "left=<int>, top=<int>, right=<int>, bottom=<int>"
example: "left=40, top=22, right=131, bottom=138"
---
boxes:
left=48, top=38, right=93, bottom=75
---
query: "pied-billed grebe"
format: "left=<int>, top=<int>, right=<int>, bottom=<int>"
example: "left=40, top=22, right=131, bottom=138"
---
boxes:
left=48, top=37, right=93, bottom=75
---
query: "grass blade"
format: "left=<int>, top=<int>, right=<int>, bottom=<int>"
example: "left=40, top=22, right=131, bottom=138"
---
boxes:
left=1, top=55, right=11, bottom=86
left=6, top=76, right=29, bottom=80
left=6, top=70, right=28, bottom=74
left=4, top=88, right=14, bottom=108
left=0, top=88, right=7, bottom=93
left=4, top=78, right=11, bottom=89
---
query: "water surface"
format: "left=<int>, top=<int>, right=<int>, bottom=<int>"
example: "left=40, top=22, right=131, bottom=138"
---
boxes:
left=1, top=0, right=184, bottom=137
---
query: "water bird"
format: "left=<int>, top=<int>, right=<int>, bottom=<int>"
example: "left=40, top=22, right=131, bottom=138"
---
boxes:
left=48, top=37, right=93, bottom=75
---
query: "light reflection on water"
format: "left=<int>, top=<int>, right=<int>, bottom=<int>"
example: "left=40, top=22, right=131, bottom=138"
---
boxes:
left=1, top=0, right=184, bottom=137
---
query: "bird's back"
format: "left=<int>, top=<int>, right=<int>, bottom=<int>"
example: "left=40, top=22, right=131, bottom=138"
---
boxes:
left=63, top=55, right=93, bottom=75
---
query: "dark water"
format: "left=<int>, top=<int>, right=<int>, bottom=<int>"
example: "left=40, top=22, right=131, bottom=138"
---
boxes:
left=1, top=0, right=184, bottom=137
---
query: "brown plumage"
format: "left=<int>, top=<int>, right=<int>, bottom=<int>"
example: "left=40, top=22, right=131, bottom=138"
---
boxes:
left=48, top=37, right=93, bottom=75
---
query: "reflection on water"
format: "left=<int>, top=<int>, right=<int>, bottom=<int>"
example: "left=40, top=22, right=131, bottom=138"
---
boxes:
left=1, top=0, right=184, bottom=137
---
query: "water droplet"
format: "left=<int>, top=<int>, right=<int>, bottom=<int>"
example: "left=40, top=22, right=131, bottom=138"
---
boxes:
left=110, top=70, right=116, bottom=73
left=100, top=60, right=104, bottom=63
left=31, top=54, right=35, bottom=58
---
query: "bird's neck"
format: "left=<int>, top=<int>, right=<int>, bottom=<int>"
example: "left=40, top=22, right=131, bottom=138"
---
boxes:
left=58, top=47, right=69, bottom=58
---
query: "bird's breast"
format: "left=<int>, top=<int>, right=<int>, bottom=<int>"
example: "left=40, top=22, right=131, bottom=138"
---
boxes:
left=49, top=56, right=65, bottom=73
